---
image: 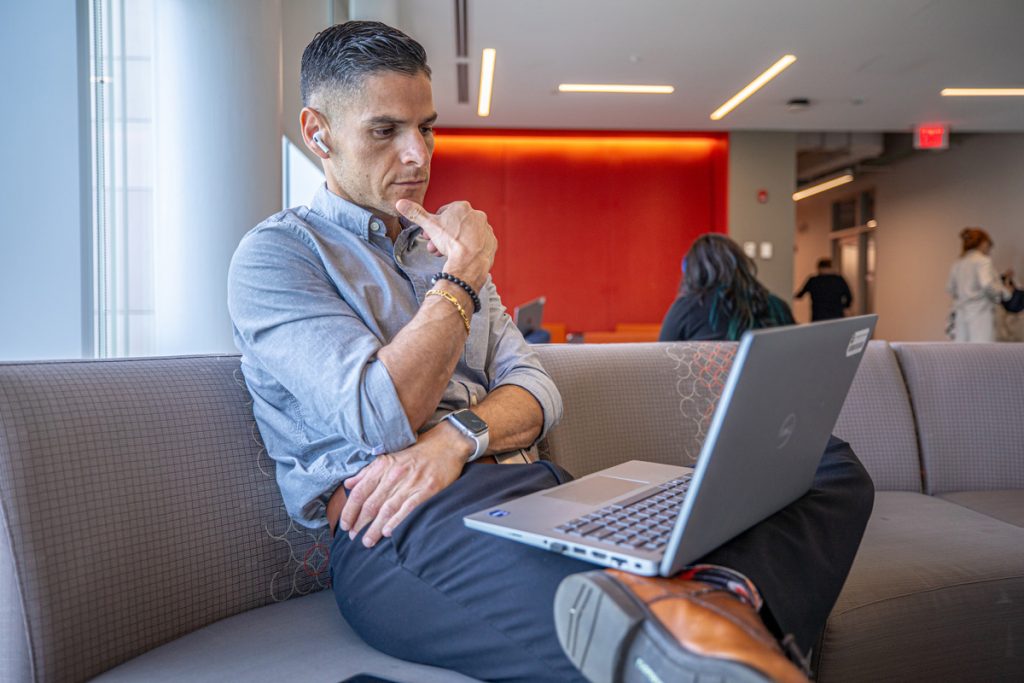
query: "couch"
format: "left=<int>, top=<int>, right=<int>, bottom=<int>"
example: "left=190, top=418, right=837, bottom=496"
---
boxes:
left=1, top=341, right=1021, bottom=682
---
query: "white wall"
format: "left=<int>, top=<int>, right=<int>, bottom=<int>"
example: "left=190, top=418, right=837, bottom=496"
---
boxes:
left=0, top=0, right=92, bottom=360
left=728, top=132, right=797, bottom=302
left=795, top=133, right=1024, bottom=341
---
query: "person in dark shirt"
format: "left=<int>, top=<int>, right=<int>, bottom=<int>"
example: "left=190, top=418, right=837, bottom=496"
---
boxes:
left=659, top=234, right=794, bottom=342
left=795, top=259, right=853, bottom=321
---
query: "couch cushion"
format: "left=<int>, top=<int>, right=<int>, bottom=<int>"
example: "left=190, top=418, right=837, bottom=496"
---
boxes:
left=832, top=341, right=922, bottom=492
left=938, top=490, right=1024, bottom=527
left=0, top=357, right=333, bottom=681
left=535, top=342, right=737, bottom=477
left=815, top=492, right=1024, bottom=682
left=92, top=590, right=481, bottom=683
left=893, top=342, right=1024, bottom=494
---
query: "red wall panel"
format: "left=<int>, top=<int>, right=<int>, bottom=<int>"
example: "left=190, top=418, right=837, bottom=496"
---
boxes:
left=424, top=131, right=728, bottom=333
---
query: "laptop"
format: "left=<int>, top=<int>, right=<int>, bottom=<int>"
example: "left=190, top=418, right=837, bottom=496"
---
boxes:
left=464, top=315, right=877, bottom=576
left=513, top=296, right=545, bottom=335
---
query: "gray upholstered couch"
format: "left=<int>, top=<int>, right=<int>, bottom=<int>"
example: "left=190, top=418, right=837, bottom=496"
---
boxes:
left=1, top=341, right=1021, bottom=682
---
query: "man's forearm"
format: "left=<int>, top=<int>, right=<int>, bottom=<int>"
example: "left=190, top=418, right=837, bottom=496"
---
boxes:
left=377, top=279, right=475, bottom=431
left=473, top=384, right=545, bottom=454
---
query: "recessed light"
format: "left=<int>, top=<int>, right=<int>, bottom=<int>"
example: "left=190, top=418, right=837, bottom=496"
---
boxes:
left=792, top=173, right=854, bottom=202
left=477, top=48, right=496, bottom=117
left=557, top=84, right=674, bottom=94
left=941, top=88, right=1024, bottom=96
left=710, top=54, right=796, bottom=120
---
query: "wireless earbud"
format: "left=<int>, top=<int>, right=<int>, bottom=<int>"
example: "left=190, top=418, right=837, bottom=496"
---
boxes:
left=312, top=131, right=330, bottom=155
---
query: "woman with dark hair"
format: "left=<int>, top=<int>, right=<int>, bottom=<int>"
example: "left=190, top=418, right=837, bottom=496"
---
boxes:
left=659, top=233, right=794, bottom=342
left=946, top=227, right=1012, bottom=342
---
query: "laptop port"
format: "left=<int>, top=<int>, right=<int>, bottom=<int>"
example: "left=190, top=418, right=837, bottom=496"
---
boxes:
left=573, top=547, right=586, bottom=555
left=591, top=551, right=607, bottom=560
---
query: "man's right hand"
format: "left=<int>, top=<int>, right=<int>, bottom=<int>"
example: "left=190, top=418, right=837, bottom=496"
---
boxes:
left=396, top=199, right=497, bottom=291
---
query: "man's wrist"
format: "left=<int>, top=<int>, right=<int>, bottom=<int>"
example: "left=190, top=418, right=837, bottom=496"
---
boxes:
left=438, top=419, right=477, bottom=463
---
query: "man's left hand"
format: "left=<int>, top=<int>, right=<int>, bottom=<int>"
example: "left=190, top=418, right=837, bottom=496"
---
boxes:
left=339, top=421, right=472, bottom=548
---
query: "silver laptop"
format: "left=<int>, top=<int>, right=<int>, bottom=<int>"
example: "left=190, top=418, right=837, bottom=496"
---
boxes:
left=464, top=315, right=877, bottom=576
left=513, top=296, right=545, bottom=335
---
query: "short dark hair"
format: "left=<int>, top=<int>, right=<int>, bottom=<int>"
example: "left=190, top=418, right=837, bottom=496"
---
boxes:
left=817, top=258, right=832, bottom=270
left=300, top=21, right=431, bottom=108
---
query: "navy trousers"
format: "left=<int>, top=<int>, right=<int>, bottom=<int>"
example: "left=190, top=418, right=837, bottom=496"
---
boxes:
left=330, top=436, right=874, bottom=683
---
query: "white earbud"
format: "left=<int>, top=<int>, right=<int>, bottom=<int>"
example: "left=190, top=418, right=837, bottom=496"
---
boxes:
left=312, top=131, right=330, bottom=155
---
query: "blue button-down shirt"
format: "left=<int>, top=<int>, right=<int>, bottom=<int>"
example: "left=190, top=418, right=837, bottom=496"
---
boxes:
left=228, top=185, right=563, bottom=528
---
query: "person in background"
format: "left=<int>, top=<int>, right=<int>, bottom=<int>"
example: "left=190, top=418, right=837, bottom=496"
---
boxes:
left=794, top=258, right=853, bottom=321
left=946, top=227, right=1012, bottom=342
left=659, top=233, right=794, bottom=342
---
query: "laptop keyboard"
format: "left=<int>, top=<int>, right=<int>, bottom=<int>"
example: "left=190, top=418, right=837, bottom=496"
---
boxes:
left=553, top=475, right=692, bottom=551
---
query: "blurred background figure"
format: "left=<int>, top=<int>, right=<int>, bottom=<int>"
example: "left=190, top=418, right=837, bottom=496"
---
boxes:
left=659, top=234, right=794, bottom=342
left=795, top=258, right=852, bottom=321
left=946, top=227, right=1013, bottom=342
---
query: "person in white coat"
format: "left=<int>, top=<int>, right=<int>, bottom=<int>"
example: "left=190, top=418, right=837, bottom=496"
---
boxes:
left=946, top=227, right=1012, bottom=342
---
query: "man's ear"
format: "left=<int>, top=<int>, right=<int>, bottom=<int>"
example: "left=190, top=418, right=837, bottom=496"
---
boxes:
left=300, top=107, right=331, bottom=159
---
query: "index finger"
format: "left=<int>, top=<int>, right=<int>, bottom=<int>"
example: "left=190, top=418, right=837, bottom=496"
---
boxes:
left=339, top=464, right=384, bottom=532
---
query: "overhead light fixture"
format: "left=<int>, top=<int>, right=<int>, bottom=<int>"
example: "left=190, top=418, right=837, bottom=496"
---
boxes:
left=710, top=54, right=797, bottom=120
left=792, top=173, right=854, bottom=201
left=557, top=84, right=674, bottom=94
left=941, top=88, right=1024, bottom=96
left=477, top=48, right=496, bottom=117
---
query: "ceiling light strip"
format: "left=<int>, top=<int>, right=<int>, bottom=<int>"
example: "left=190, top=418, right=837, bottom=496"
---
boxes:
left=710, top=54, right=797, bottom=121
left=792, top=173, right=854, bottom=201
left=477, top=48, right=496, bottom=117
left=941, top=88, right=1024, bottom=97
left=557, top=84, right=674, bottom=94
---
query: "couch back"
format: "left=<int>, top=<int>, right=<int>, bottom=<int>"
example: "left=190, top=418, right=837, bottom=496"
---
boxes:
left=0, top=357, right=328, bottom=682
left=536, top=341, right=924, bottom=492
left=893, top=342, right=1024, bottom=495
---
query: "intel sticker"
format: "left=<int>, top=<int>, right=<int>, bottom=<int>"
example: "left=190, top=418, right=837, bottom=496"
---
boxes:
left=488, top=509, right=510, bottom=518
left=846, top=329, right=870, bottom=357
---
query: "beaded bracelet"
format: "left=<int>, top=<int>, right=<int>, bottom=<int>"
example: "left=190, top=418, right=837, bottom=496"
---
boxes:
left=431, top=272, right=481, bottom=313
left=425, top=289, right=471, bottom=334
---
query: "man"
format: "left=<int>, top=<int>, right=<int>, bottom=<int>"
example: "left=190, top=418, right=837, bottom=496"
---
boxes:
left=795, top=259, right=853, bottom=321
left=228, top=21, right=873, bottom=683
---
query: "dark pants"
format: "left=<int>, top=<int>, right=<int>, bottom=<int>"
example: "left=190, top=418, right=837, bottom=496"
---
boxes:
left=330, top=436, right=874, bottom=683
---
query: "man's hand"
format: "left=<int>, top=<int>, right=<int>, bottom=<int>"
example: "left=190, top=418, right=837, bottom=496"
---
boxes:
left=396, top=199, right=497, bottom=291
left=339, top=421, right=473, bottom=548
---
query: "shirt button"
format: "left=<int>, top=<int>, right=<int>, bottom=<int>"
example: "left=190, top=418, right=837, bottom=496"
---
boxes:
left=395, top=253, right=405, bottom=266
left=370, top=221, right=382, bottom=233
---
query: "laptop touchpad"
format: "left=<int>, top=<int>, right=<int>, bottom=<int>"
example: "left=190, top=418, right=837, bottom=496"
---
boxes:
left=543, top=476, right=648, bottom=506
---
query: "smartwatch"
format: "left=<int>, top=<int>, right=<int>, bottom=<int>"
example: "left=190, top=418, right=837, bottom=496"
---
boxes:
left=444, top=409, right=489, bottom=461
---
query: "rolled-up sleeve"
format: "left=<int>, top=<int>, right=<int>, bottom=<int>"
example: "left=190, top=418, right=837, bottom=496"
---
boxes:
left=228, top=225, right=416, bottom=456
left=481, top=283, right=564, bottom=440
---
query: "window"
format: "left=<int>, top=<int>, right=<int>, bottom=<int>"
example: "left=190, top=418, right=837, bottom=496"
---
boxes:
left=88, top=0, right=156, bottom=357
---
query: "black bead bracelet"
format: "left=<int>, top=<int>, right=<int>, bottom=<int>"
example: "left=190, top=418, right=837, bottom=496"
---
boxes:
left=431, top=272, right=481, bottom=313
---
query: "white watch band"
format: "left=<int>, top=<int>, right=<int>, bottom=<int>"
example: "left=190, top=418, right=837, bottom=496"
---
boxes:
left=446, top=410, right=489, bottom=461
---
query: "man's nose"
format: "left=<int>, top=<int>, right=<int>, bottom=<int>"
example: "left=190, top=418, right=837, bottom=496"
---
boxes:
left=401, top=132, right=430, bottom=166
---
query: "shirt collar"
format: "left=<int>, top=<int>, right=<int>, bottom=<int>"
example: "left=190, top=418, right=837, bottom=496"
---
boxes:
left=309, top=183, right=420, bottom=242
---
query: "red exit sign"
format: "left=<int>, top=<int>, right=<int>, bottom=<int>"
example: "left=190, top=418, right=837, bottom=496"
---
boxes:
left=915, top=123, right=949, bottom=150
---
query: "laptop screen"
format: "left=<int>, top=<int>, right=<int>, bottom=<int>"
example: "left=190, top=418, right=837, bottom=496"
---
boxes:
left=514, top=297, right=545, bottom=335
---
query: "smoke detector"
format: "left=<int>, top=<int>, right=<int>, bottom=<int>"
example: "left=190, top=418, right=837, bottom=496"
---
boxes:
left=786, top=97, right=811, bottom=112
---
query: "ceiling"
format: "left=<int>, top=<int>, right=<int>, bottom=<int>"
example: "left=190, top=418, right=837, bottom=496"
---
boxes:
left=392, top=0, right=1024, bottom=133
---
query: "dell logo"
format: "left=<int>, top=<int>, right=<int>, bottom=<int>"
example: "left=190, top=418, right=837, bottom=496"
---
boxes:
left=777, top=413, right=797, bottom=449
left=488, top=509, right=510, bottom=518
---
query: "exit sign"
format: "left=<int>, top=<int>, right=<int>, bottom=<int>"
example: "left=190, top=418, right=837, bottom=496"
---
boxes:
left=914, top=124, right=949, bottom=150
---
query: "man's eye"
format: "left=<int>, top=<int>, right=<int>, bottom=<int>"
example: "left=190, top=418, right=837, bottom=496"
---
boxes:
left=420, top=126, right=435, bottom=136
left=372, top=128, right=394, bottom=138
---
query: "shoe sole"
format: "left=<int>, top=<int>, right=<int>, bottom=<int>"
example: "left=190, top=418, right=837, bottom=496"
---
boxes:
left=554, top=571, right=775, bottom=683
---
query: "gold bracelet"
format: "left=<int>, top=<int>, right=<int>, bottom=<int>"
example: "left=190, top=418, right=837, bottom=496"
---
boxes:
left=425, top=288, right=471, bottom=334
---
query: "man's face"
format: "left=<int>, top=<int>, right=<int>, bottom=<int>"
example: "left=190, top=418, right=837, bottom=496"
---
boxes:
left=324, top=71, right=436, bottom=220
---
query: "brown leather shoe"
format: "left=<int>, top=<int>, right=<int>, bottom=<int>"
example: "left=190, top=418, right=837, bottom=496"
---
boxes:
left=554, top=569, right=810, bottom=683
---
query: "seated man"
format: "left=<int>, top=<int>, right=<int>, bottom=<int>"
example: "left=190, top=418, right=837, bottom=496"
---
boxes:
left=228, top=21, right=874, bottom=683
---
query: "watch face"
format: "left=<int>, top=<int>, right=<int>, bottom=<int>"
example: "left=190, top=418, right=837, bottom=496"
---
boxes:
left=452, top=410, right=487, bottom=435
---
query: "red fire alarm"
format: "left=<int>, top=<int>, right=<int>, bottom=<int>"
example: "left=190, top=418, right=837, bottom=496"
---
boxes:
left=757, top=189, right=769, bottom=204
left=914, top=123, right=949, bottom=150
